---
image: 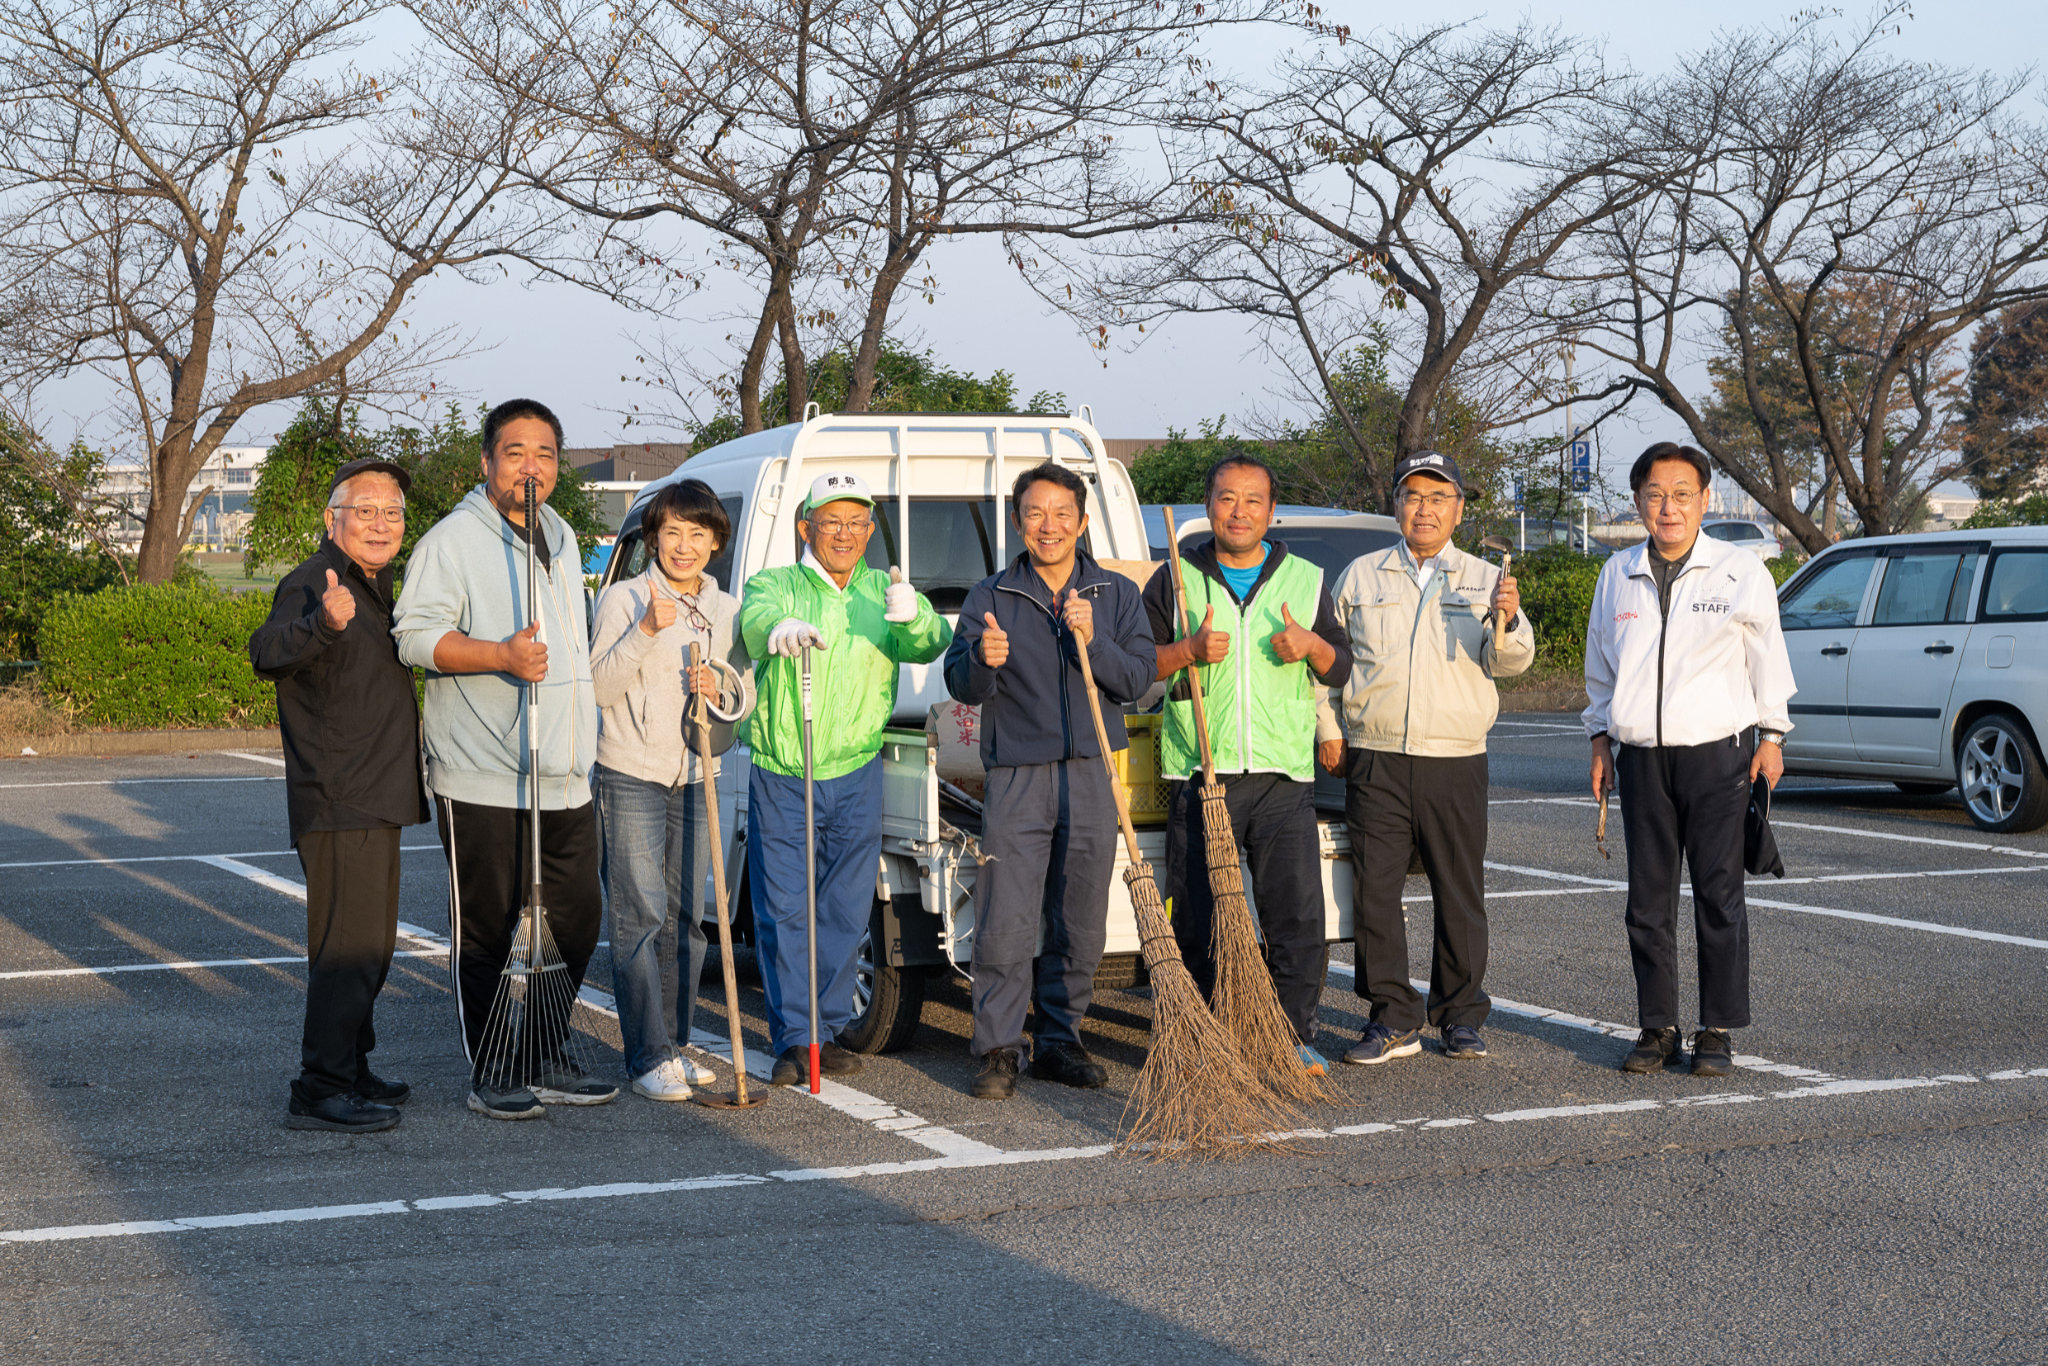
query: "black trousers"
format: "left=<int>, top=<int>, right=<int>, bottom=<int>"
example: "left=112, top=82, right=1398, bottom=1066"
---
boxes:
left=436, top=795, right=604, bottom=1063
left=1616, top=732, right=1754, bottom=1031
left=293, top=827, right=401, bottom=1103
left=1344, top=749, right=1491, bottom=1032
left=1165, top=773, right=1328, bottom=1045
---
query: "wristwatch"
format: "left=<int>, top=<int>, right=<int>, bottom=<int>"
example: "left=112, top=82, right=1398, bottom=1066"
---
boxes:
left=1759, top=729, right=1785, bottom=745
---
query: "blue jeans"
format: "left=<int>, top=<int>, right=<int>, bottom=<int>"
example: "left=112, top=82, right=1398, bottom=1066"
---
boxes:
left=595, top=763, right=711, bottom=1079
left=746, top=757, right=882, bottom=1057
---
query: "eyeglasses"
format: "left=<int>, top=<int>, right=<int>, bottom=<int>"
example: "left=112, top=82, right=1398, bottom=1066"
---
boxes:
left=1398, top=492, right=1459, bottom=512
left=809, top=518, right=872, bottom=537
left=1641, top=490, right=1700, bottom=509
left=337, top=504, right=406, bottom=524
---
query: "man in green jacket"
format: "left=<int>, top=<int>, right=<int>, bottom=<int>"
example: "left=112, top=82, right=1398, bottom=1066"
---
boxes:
left=739, top=471, right=951, bottom=1086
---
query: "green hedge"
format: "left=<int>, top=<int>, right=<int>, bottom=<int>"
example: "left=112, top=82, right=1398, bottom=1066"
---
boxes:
left=1513, top=545, right=1604, bottom=668
left=40, top=582, right=277, bottom=728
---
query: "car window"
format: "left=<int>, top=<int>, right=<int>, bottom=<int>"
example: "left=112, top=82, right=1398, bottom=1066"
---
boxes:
left=1779, top=553, right=1876, bottom=630
left=1871, top=551, right=1966, bottom=627
left=1945, top=551, right=1981, bottom=623
left=1983, top=549, right=2048, bottom=620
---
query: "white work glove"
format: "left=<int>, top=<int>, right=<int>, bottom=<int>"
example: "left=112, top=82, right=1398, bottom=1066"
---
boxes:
left=767, top=618, right=825, bottom=658
left=883, top=565, right=917, bottom=623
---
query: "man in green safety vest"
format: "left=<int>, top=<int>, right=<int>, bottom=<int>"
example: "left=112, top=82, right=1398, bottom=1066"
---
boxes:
left=1141, top=454, right=1354, bottom=1074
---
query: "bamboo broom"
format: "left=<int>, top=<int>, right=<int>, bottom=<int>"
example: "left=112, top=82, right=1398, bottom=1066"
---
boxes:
left=1070, top=615, right=1299, bottom=1157
left=1162, top=509, right=1340, bottom=1105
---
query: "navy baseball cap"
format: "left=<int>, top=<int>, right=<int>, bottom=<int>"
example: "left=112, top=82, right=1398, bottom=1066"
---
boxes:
left=1392, top=450, right=1463, bottom=495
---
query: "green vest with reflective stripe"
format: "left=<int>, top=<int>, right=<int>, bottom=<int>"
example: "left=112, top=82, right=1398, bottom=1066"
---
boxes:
left=1162, top=552, right=1323, bottom=783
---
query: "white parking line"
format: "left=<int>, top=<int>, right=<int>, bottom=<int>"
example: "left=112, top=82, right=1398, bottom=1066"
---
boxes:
left=1321, top=964, right=1835, bottom=1081
left=0, top=777, right=282, bottom=791
left=0, top=846, right=439, bottom=872
left=189, top=854, right=1001, bottom=1161
left=1482, top=860, right=2048, bottom=951
left=8, top=1065, right=2041, bottom=1247
left=224, top=752, right=287, bottom=768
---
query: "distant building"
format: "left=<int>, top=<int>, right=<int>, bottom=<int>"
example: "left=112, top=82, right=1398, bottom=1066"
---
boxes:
left=98, top=445, right=271, bottom=550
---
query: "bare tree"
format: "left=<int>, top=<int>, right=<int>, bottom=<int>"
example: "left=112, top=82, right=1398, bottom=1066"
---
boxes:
left=1043, top=21, right=1664, bottom=511
left=0, top=0, right=554, bottom=582
left=422, top=0, right=1276, bottom=435
left=1570, top=7, right=2048, bottom=551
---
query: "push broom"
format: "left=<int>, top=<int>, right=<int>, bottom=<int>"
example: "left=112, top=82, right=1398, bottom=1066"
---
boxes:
left=1072, top=624, right=1299, bottom=1157
left=1162, top=508, right=1339, bottom=1105
left=470, top=477, right=604, bottom=1103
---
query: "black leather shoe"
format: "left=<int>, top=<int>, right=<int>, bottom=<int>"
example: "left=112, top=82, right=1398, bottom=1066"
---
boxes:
left=818, top=1041, right=864, bottom=1076
left=354, top=1072, right=411, bottom=1106
left=287, top=1091, right=399, bottom=1133
left=1691, top=1029, right=1734, bottom=1077
left=971, top=1048, right=1019, bottom=1100
left=1621, top=1026, right=1683, bottom=1074
left=1029, top=1041, right=1108, bottom=1089
left=769, top=1047, right=806, bottom=1088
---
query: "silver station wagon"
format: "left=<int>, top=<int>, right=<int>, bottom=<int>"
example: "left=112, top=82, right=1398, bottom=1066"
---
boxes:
left=1776, top=527, right=2048, bottom=832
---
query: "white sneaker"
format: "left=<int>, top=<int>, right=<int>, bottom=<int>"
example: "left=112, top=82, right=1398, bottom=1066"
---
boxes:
left=631, top=1057, right=694, bottom=1102
left=679, top=1051, right=716, bottom=1086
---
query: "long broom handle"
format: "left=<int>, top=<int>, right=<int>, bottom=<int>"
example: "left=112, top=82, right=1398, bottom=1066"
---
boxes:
left=800, top=644, right=820, bottom=1095
left=692, top=642, right=751, bottom=1105
left=1073, top=624, right=1145, bottom=868
left=524, top=477, right=542, bottom=966
left=1160, top=508, right=1219, bottom=788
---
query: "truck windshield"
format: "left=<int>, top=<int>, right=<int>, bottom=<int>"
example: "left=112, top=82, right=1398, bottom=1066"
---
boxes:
left=871, top=498, right=1097, bottom=612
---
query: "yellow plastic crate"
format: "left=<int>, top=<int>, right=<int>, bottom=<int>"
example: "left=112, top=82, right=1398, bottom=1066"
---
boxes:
left=1115, top=713, right=1171, bottom=826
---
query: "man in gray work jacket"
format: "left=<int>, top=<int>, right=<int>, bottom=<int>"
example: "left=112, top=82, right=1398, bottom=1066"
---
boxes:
left=1327, top=451, right=1533, bottom=1067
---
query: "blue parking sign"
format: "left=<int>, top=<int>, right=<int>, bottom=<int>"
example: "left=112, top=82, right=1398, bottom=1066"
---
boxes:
left=1569, top=439, right=1591, bottom=492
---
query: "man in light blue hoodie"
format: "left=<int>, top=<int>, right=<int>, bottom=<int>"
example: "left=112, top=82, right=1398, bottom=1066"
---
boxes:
left=392, top=398, right=615, bottom=1120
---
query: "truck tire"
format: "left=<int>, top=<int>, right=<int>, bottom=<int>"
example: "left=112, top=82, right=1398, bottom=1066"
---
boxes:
left=839, top=904, right=927, bottom=1055
left=1956, top=713, right=2048, bottom=834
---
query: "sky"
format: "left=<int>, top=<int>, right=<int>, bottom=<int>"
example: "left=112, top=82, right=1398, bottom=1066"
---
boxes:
left=34, top=1, right=2048, bottom=491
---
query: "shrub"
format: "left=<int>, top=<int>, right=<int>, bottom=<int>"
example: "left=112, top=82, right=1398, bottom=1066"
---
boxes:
left=40, top=582, right=277, bottom=728
left=1514, top=544, right=1604, bottom=669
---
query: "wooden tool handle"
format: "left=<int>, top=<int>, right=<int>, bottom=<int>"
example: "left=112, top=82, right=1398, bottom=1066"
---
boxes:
left=692, top=641, right=752, bottom=1104
left=1161, top=507, right=1218, bottom=785
left=1074, top=632, right=1144, bottom=867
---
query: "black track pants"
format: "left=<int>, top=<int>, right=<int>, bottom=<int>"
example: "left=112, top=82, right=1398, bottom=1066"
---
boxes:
left=1164, top=772, right=1328, bottom=1045
left=1343, top=749, right=1491, bottom=1032
left=1615, top=732, right=1754, bottom=1031
left=436, top=796, right=603, bottom=1063
left=293, top=827, right=401, bottom=1102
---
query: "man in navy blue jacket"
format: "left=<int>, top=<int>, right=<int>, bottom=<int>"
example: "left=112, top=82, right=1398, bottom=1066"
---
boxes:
left=944, top=463, right=1156, bottom=1100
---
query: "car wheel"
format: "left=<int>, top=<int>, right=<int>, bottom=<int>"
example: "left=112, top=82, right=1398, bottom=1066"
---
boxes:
left=839, top=904, right=927, bottom=1055
left=1955, top=714, right=2048, bottom=834
left=1893, top=780, right=1954, bottom=796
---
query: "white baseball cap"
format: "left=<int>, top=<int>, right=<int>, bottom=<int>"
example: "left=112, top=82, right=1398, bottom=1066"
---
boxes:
left=801, top=471, right=876, bottom=514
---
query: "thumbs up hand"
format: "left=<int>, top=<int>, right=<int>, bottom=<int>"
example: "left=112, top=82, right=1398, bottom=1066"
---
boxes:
left=319, top=568, right=355, bottom=632
left=1270, top=602, right=1317, bottom=663
left=502, top=621, right=549, bottom=682
left=1187, top=604, right=1229, bottom=664
left=883, top=564, right=917, bottom=623
left=978, top=611, right=1009, bottom=669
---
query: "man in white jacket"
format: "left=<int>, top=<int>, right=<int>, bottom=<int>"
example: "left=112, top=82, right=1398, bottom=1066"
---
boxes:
left=1585, top=442, right=1795, bottom=1079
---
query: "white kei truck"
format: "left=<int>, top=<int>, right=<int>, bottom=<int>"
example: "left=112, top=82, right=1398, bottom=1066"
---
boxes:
left=596, top=408, right=1357, bottom=1052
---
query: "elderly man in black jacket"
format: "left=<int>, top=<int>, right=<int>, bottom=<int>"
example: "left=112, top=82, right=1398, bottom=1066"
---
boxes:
left=250, top=457, right=429, bottom=1133
left=943, top=462, right=1157, bottom=1100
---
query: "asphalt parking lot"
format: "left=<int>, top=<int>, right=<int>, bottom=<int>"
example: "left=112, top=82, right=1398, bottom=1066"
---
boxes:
left=2, top=716, right=2045, bottom=1364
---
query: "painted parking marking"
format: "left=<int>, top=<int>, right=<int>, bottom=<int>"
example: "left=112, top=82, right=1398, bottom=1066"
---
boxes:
left=1482, top=859, right=2048, bottom=951
left=7, top=1065, right=2042, bottom=1248
left=0, top=846, right=439, bottom=872
left=1505, top=797, right=2048, bottom=861
left=0, top=776, right=283, bottom=791
left=1322, top=963, right=1835, bottom=1081
left=188, top=855, right=1002, bottom=1161
left=223, top=751, right=287, bottom=768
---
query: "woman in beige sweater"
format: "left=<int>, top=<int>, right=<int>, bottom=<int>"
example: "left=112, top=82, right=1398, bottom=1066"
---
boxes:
left=590, top=479, right=751, bottom=1101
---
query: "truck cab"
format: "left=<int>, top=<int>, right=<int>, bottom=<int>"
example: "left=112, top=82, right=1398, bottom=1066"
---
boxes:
left=599, top=408, right=1355, bottom=1052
